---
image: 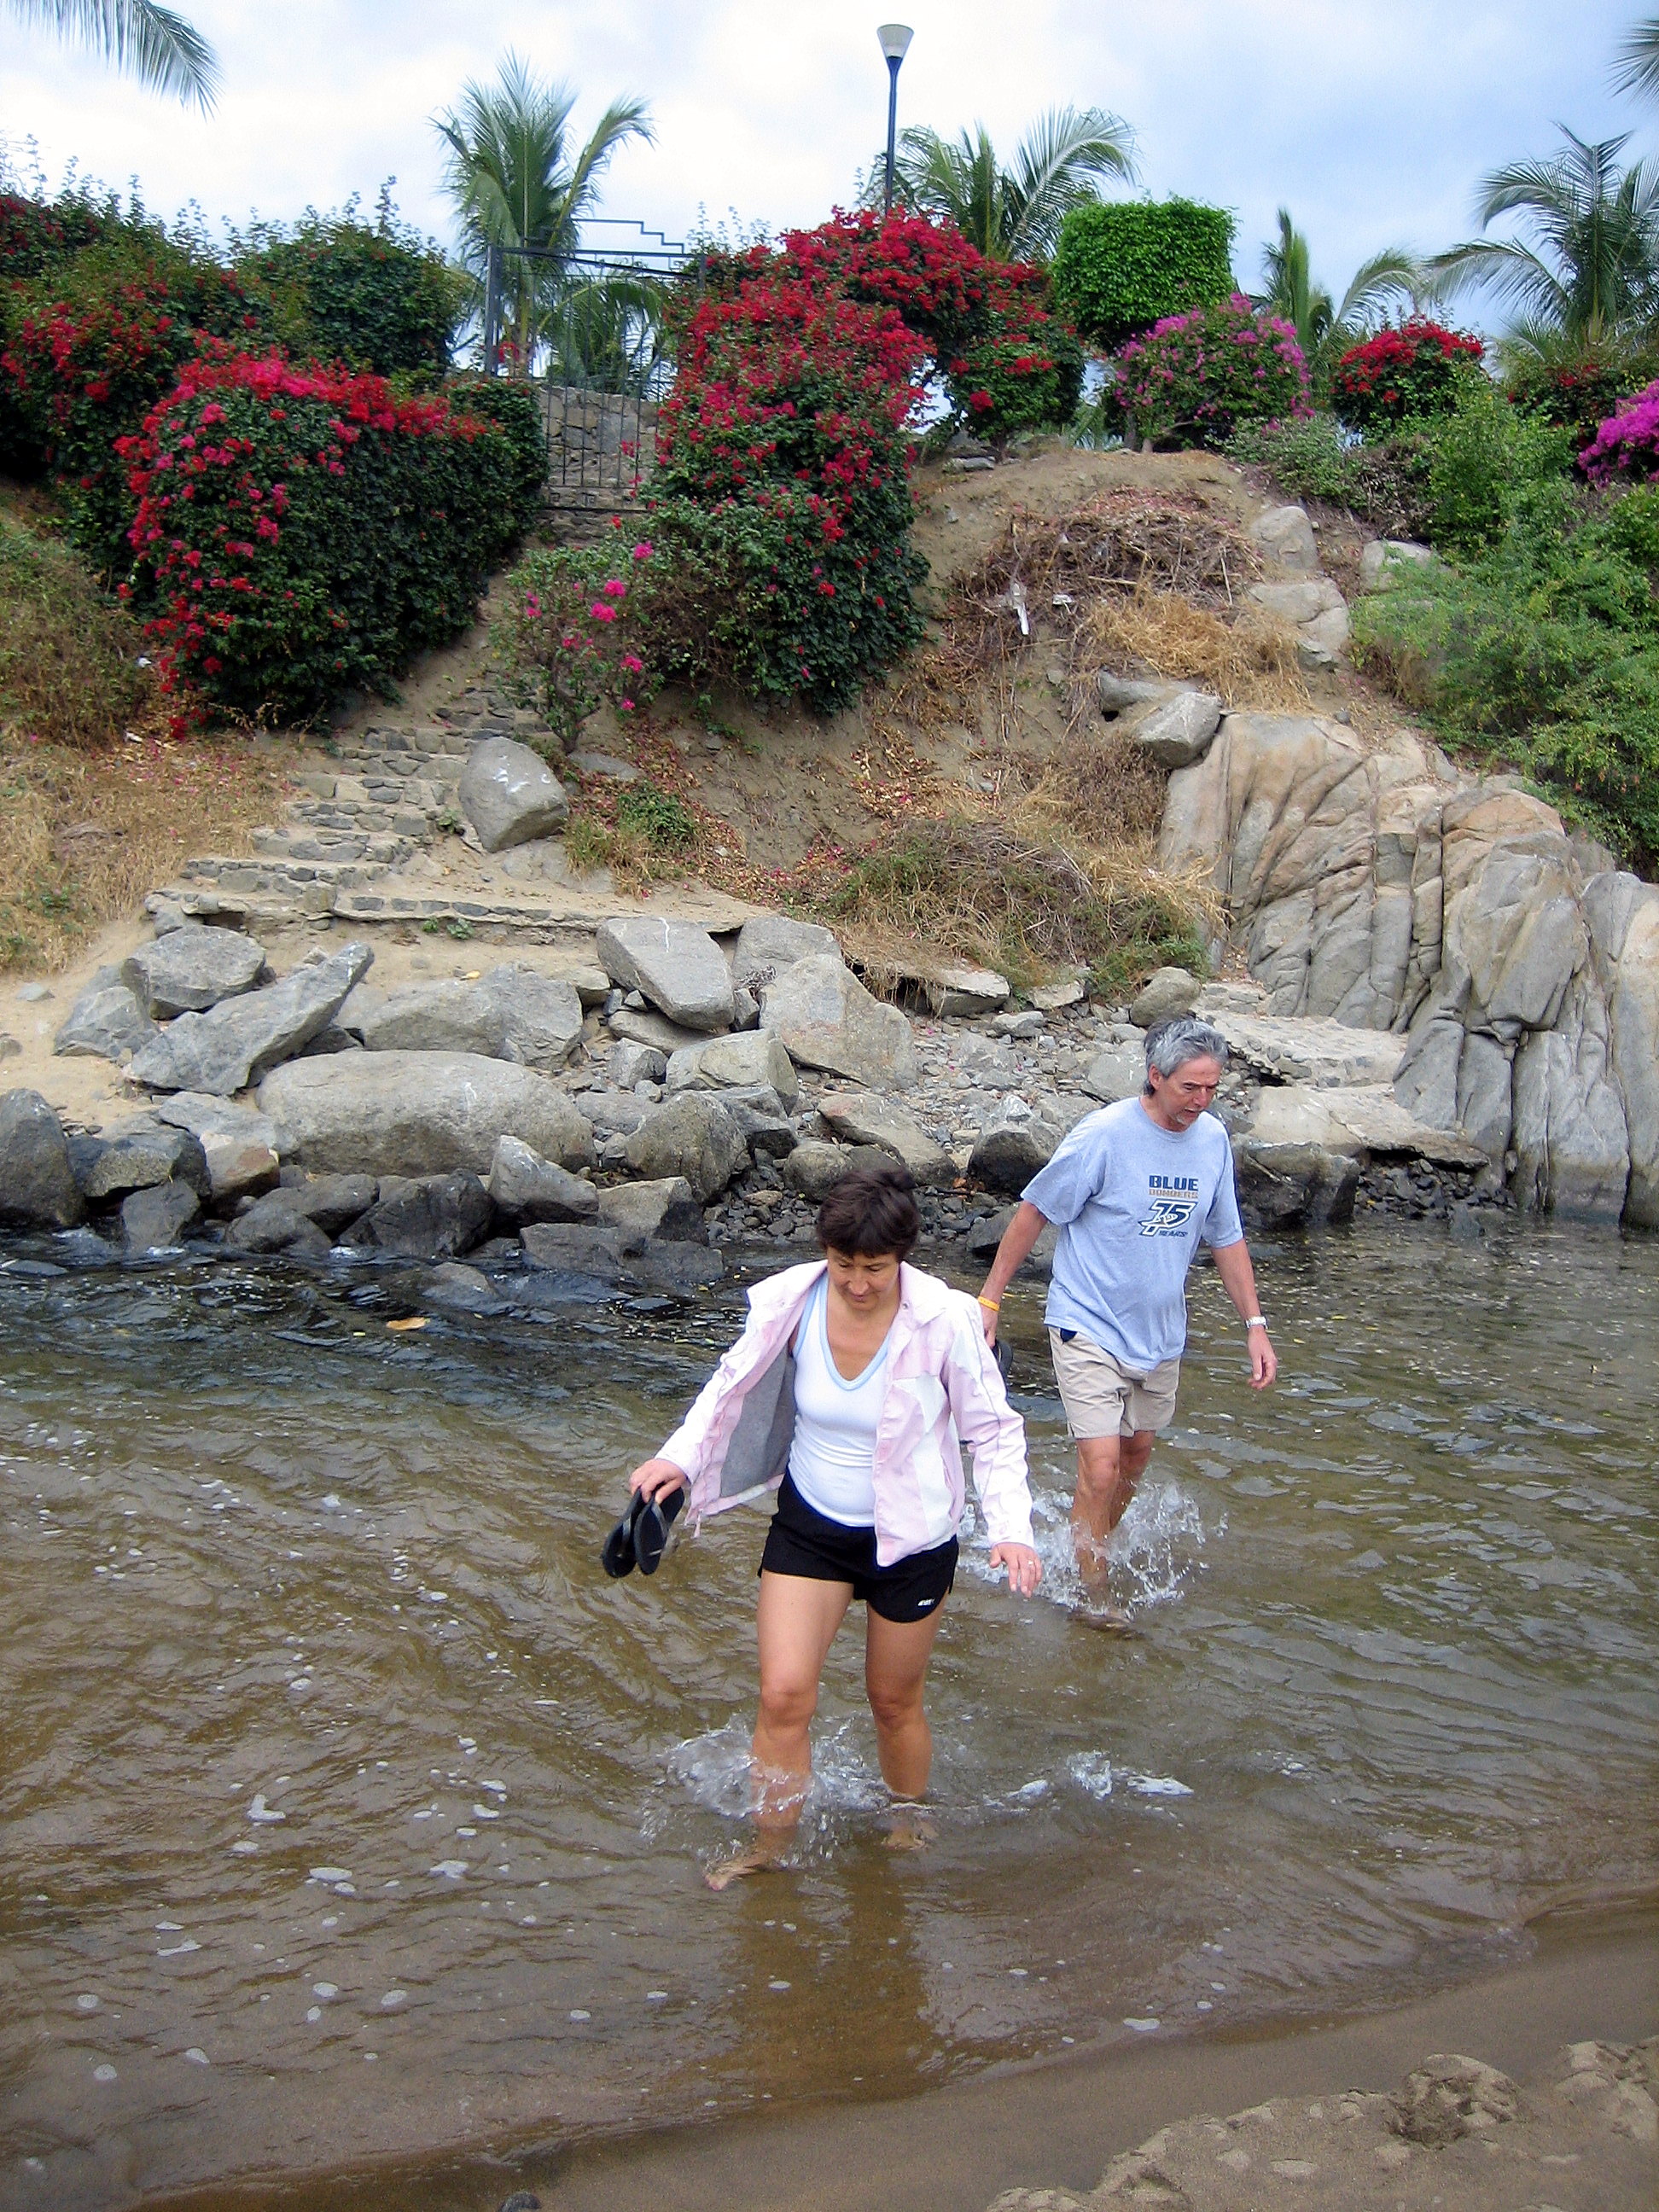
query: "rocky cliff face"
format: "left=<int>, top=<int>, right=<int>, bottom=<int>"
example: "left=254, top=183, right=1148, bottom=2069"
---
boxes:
left=1161, top=711, right=1659, bottom=1225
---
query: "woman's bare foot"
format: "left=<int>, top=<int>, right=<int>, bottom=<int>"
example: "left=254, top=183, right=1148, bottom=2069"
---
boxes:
left=1077, top=1599, right=1135, bottom=1633
left=883, top=1806, right=936, bottom=1852
left=703, top=1844, right=781, bottom=1891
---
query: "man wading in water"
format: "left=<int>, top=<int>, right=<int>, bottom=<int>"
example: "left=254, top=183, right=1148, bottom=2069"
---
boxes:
left=624, top=1162, right=1040, bottom=1887
left=976, top=1017, right=1277, bottom=1613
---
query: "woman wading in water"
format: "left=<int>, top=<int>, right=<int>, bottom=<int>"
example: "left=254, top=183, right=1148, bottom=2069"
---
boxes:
left=625, top=1163, right=1041, bottom=1889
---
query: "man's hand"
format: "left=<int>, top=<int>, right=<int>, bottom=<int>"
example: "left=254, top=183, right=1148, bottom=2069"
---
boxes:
left=989, top=1541, right=1041, bottom=1596
left=978, top=1201, right=1050, bottom=1344
left=976, top=1296, right=998, bottom=1345
left=1248, top=1328, right=1278, bottom=1389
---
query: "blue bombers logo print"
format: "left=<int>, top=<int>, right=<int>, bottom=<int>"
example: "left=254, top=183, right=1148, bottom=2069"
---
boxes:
left=1138, top=1173, right=1199, bottom=1236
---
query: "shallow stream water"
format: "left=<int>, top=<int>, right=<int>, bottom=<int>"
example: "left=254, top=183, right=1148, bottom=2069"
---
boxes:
left=2, top=1219, right=1656, bottom=2209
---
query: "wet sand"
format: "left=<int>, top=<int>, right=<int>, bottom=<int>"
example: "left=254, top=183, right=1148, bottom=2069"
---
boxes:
left=532, top=1906, right=1656, bottom=2212
left=147, top=1904, right=1658, bottom=2212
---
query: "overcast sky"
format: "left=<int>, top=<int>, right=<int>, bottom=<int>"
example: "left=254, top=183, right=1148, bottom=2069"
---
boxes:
left=3, top=1, right=1656, bottom=323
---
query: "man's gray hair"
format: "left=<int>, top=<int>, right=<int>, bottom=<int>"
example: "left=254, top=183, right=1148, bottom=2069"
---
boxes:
left=1144, top=1016, right=1230, bottom=1084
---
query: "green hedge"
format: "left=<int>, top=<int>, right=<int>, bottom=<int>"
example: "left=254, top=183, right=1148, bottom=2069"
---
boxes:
left=1051, top=199, right=1236, bottom=348
left=238, top=207, right=463, bottom=379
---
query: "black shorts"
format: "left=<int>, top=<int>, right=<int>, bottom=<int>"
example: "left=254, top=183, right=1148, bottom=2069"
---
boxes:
left=760, top=1473, right=957, bottom=1621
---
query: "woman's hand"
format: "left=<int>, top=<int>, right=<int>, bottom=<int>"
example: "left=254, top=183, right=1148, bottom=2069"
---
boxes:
left=989, top=1542, right=1041, bottom=1597
left=629, top=1457, right=687, bottom=1504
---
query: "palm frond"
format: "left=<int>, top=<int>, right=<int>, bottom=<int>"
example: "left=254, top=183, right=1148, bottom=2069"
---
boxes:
left=7, top=0, right=218, bottom=108
left=1611, top=15, right=1659, bottom=101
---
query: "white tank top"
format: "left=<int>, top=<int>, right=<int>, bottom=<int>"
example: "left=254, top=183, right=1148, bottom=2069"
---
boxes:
left=788, top=1275, right=891, bottom=1527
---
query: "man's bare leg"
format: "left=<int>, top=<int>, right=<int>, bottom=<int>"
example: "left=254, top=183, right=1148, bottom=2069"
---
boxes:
left=1071, top=1430, right=1156, bottom=1604
left=706, top=1571, right=851, bottom=1890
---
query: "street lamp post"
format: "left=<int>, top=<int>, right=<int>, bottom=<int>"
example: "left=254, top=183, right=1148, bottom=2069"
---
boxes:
left=877, top=23, right=913, bottom=216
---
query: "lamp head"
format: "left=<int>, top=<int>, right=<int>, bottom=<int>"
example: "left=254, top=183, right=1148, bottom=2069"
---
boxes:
left=877, top=22, right=914, bottom=62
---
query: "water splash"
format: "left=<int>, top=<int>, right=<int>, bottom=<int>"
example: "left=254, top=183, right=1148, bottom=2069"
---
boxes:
left=1001, top=1479, right=1208, bottom=1617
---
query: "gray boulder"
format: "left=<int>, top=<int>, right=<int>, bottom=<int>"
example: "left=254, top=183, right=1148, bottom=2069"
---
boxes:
left=732, top=914, right=842, bottom=990
left=968, top=1204, right=1059, bottom=1276
left=969, top=1102, right=1067, bottom=1195
left=480, top=966, right=585, bottom=1071
left=224, top=1193, right=334, bottom=1260
left=609, top=1039, right=667, bottom=1088
left=54, top=975, right=154, bottom=1062
left=122, top=925, right=266, bottom=1018
left=595, top=1176, right=707, bottom=1243
left=458, top=736, right=569, bottom=853
left=259, top=1051, right=595, bottom=1176
left=624, top=1092, right=747, bottom=1202
left=486, top=1134, right=599, bottom=1226
left=119, top=1180, right=200, bottom=1251
left=817, top=1090, right=955, bottom=1187
left=783, top=1140, right=894, bottom=1202
left=925, top=964, right=1010, bottom=1017
left=717, top=1086, right=798, bottom=1157
left=0, top=1090, right=84, bottom=1230
left=1232, top=1138, right=1359, bottom=1229
left=1097, top=672, right=1176, bottom=715
left=346, top=980, right=506, bottom=1057
left=131, top=942, right=374, bottom=1097
left=1246, top=578, right=1343, bottom=625
left=666, top=1028, right=800, bottom=1108
left=597, top=917, right=736, bottom=1033
left=1296, top=603, right=1351, bottom=670
left=1129, top=966, right=1202, bottom=1028
left=82, top=1124, right=211, bottom=1203
left=760, top=955, right=918, bottom=1090
left=1391, top=2055, right=1520, bottom=2148
left=421, top=1262, right=507, bottom=1315
left=518, top=1220, right=724, bottom=1292
left=152, top=1093, right=280, bottom=1203
left=344, top=1171, right=492, bottom=1260
left=1084, top=1043, right=1146, bottom=1103
left=273, top=1170, right=379, bottom=1234
left=1358, top=538, right=1436, bottom=592
left=1250, top=504, right=1320, bottom=573
left=1131, top=690, right=1224, bottom=770
left=608, top=1006, right=713, bottom=1054
left=1030, top=977, right=1086, bottom=1011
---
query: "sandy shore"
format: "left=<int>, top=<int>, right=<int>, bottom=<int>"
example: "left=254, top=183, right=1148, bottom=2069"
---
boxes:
left=518, top=1908, right=1656, bottom=2212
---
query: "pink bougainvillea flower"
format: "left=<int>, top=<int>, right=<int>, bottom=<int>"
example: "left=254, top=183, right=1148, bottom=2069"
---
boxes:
left=601, top=578, right=626, bottom=598
left=632, top=541, right=653, bottom=561
left=525, top=594, right=542, bottom=618
left=620, top=698, right=636, bottom=712
left=590, top=603, right=618, bottom=622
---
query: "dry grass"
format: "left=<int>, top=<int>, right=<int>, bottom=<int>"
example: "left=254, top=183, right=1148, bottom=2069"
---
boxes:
left=0, top=736, right=288, bottom=971
left=0, top=510, right=159, bottom=748
left=1081, top=590, right=1314, bottom=714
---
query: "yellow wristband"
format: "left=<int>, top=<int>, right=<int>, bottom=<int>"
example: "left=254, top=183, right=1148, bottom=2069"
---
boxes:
left=977, top=1295, right=1001, bottom=1311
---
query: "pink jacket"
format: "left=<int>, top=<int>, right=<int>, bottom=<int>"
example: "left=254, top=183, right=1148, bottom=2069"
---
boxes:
left=659, top=1260, right=1034, bottom=1567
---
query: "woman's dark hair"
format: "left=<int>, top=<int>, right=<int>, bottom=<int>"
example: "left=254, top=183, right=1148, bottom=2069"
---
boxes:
left=815, top=1160, right=920, bottom=1260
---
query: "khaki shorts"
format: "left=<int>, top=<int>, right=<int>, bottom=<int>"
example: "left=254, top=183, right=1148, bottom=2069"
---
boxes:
left=1049, top=1329, right=1181, bottom=1440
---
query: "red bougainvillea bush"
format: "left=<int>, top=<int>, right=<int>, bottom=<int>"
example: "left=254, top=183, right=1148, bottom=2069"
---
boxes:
left=1112, top=293, right=1309, bottom=450
left=119, top=350, right=535, bottom=725
left=1331, top=318, right=1485, bottom=434
left=1, top=253, right=266, bottom=571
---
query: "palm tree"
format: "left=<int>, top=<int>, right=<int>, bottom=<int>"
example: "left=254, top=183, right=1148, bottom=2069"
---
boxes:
left=1611, top=15, right=1659, bottom=101
left=1256, top=210, right=1436, bottom=388
left=875, top=105, right=1138, bottom=263
left=434, top=52, right=653, bottom=370
left=5, top=0, right=217, bottom=109
left=1435, top=129, right=1659, bottom=346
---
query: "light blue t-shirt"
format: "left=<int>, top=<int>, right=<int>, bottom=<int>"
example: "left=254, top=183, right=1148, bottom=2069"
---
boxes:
left=1022, top=1097, right=1244, bottom=1371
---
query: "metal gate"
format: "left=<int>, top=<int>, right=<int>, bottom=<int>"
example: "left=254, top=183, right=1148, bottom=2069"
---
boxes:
left=480, top=221, right=695, bottom=524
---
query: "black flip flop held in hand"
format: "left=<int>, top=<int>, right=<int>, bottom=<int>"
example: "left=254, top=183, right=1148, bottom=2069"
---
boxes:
left=633, top=1487, right=684, bottom=1576
left=601, top=1490, right=647, bottom=1580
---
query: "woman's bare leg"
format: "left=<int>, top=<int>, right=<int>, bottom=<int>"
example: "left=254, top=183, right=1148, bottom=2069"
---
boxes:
left=864, top=1604, right=945, bottom=1848
left=706, top=1570, right=852, bottom=1891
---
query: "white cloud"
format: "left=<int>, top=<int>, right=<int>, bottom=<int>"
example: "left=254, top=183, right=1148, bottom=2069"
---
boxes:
left=0, top=0, right=1647, bottom=313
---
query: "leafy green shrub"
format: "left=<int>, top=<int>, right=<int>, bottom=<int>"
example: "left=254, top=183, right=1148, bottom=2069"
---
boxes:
left=0, top=187, right=110, bottom=282
left=946, top=263, right=1084, bottom=435
left=1423, top=372, right=1576, bottom=554
left=0, top=511, right=154, bottom=743
left=446, top=375, right=545, bottom=516
left=121, top=351, right=540, bottom=725
left=1225, top=410, right=1441, bottom=538
left=616, top=779, right=696, bottom=850
left=1113, top=294, right=1309, bottom=450
left=236, top=201, right=463, bottom=377
left=1051, top=199, right=1235, bottom=348
left=1353, top=481, right=1659, bottom=864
